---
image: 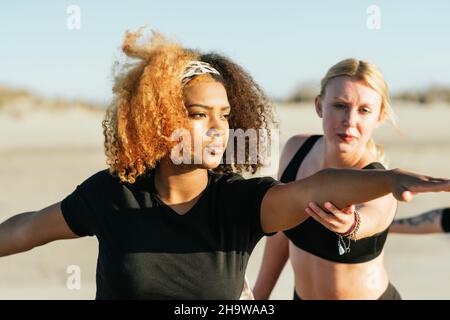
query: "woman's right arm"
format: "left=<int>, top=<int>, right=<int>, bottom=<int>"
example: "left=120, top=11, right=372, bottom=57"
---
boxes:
left=253, top=232, right=290, bottom=300
left=261, top=168, right=450, bottom=234
left=0, top=202, right=79, bottom=257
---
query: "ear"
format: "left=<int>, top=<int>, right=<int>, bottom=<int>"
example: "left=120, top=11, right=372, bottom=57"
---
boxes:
left=315, top=96, right=323, bottom=118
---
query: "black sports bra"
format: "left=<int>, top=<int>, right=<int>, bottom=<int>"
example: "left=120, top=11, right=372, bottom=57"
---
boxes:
left=282, top=135, right=391, bottom=263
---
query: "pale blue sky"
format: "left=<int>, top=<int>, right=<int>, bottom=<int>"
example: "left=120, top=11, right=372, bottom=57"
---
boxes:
left=1, top=1, right=449, bottom=104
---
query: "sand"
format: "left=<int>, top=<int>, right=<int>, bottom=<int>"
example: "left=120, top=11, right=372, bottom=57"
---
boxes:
left=0, top=103, right=449, bottom=299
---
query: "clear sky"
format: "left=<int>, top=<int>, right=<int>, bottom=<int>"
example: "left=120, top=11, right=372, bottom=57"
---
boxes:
left=1, top=1, right=449, bottom=104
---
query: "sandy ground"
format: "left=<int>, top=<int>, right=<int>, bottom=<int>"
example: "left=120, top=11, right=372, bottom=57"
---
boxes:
left=0, top=103, right=449, bottom=299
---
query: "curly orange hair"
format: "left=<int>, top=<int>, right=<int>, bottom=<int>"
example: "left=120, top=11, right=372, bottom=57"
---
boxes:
left=103, top=29, right=276, bottom=183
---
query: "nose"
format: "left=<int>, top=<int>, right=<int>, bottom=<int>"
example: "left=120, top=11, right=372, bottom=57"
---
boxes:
left=206, top=114, right=226, bottom=138
left=343, top=108, right=358, bottom=127
left=209, top=112, right=228, bottom=130
left=206, top=127, right=224, bottom=139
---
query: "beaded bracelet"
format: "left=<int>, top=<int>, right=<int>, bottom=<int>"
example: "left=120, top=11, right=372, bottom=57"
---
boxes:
left=337, top=210, right=362, bottom=255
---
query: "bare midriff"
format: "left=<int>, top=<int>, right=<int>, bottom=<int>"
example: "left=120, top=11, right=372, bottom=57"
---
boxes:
left=290, top=242, right=389, bottom=300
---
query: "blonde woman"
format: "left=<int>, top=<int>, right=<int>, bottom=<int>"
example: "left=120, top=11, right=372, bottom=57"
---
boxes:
left=254, top=59, right=406, bottom=300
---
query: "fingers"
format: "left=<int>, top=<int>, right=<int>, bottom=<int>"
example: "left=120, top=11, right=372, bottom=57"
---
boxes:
left=401, top=190, right=414, bottom=202
left=323, top=202, right=340, bottom=214
left=325, top=202, right=354, bottom=215
left=311, top=202, right=352, bottom=223
left=436, top=179, right=449, bottom=192
left=305, top=207, right=333, bottom=229
left=393, top=185, right=413, bottom=202
left=305, top=202, right=354, bottom=233
left=406, top=177, right=450, bottom=194
left=344, top=204, right=356, bottom=214
left=397, top=180, right=449, bottom=201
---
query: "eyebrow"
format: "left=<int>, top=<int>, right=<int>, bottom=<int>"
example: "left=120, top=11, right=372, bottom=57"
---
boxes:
left=331, top=97, right=351, bottom=103
left=331, top=98, right=373, bottom=107
left=186, top=104, right=231, bottom=110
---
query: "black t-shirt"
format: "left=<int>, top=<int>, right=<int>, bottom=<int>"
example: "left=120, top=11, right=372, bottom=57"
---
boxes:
left=60, top=169, right=278, bottom=299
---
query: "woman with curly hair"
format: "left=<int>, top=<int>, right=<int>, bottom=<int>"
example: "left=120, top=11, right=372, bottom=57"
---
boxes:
left=0, top=29, right=449, bottom=299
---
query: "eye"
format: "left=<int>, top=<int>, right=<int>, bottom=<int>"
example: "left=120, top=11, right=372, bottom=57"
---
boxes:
left=360, top=107, right=372, bottom=114
left=333, top=103, right=347, bottom=109
left=221, top=113, right=230, bottom=120
left=189, top=113, right=207, bottom=119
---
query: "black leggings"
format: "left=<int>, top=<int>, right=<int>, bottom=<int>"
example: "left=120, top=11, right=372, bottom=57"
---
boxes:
left=293, top=282, right=401, bottom=300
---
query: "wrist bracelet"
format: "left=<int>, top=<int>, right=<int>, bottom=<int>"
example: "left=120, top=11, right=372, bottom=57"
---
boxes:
left=338, top=210, right=361, bottom=239
left=338, top=211, right=358, bottom=237
left=337, top=210, right=362, bottom=255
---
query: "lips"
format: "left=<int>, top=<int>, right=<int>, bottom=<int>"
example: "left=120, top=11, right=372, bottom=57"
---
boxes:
left=337, top=134, right=357, bottom=142
left=205, top=144, right=224, bottom=155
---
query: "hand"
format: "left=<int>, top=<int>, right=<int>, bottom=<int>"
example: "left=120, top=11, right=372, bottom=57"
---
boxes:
left=392, top=169, right=450, bottom=202
left=305, top=201, right=356, bottom=234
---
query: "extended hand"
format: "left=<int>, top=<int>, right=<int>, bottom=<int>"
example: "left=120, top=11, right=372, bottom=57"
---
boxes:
left=392, top=169, right=450, bottom=202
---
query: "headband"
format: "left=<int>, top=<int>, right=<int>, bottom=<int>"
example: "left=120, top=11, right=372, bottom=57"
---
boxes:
left=181, top=61, right=221, bottom=86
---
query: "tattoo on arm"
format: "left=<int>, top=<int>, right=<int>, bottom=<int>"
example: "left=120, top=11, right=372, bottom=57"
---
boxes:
left=392, top=208, right=443, bottom=228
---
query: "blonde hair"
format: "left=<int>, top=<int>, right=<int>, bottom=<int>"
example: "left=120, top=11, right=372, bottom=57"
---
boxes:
left=318, top=58, right=395, bottom=167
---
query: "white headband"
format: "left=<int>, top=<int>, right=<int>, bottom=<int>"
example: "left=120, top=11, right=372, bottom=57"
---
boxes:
left=181, top=61, right=221, bottom=86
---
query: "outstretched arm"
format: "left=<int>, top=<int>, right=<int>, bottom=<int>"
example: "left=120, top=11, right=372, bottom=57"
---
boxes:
left=261, top=168, right=450, bottom=234
left=0, top=202, right=79, bottom=257
left=253, top=232, right=290, bottom=300
left=389, top=208, right=450, bottom=234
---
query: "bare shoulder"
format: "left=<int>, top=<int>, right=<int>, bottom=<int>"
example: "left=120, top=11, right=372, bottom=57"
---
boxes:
left=277, top=134, right=315, bottom=179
